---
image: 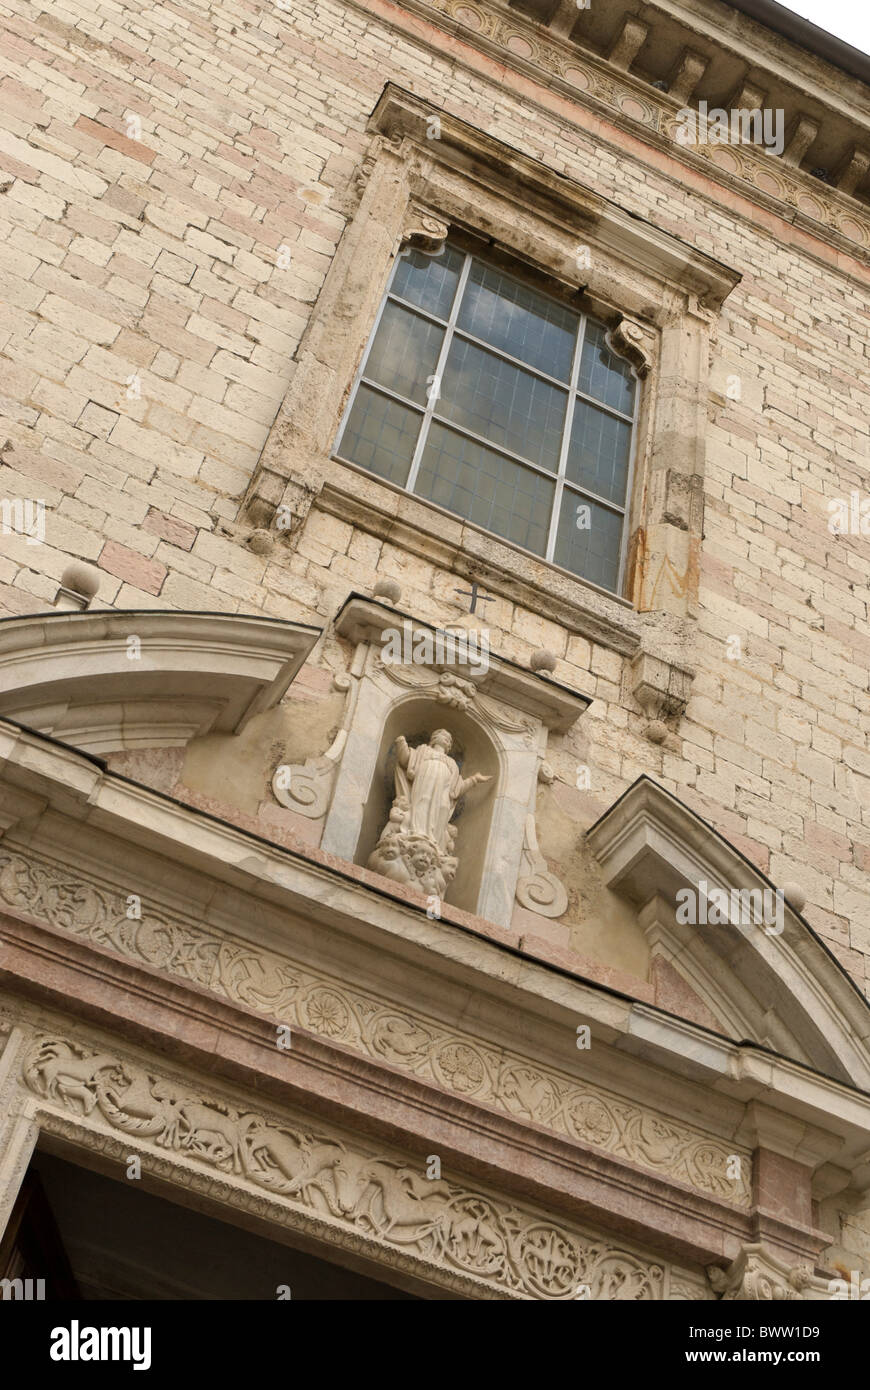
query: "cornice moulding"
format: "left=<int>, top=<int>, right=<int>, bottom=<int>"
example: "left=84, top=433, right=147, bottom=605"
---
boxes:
left=588, top=776, right=870, bottom=1094
left=371, top=85, right=742, bottom=309
left=318, top=478, right=644, bottom=657
left=359, top=5, right=870, bottom=262
left=332, top=593, right=592, bottom=731
left=0, top=920, right=759, bottom=1268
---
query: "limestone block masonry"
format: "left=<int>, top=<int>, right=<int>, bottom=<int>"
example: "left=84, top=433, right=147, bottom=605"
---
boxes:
left=3, top=0, right=870, bottom=1303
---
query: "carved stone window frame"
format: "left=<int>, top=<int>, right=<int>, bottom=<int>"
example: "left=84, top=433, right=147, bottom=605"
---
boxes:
left=246, top=84, right=740, bottom=653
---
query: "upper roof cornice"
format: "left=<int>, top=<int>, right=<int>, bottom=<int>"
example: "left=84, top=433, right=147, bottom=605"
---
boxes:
left=379, top=0, right=870, bottom=256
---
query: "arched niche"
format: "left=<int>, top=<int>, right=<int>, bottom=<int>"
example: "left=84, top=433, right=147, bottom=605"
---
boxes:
left=355, top=696, right=501, bottom=915
left=320, top=599, right=591, bottom=929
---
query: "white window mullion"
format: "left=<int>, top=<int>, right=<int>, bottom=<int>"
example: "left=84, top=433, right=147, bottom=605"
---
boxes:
left=545, top=312, right=586, bottom=564
left=406, top=252, right=472, bottom=495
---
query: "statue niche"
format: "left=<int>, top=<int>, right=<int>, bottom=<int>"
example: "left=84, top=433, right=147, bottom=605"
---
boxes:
left=367, top=729, right=490, bottom=898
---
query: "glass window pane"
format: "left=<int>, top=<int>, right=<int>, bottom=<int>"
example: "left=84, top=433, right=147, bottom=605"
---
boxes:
left=390, top=245, right=465, bottom=320
left=362, top=301, right=445, bottom=406
left=437, top=337, right=566, bottom=471
left=336, top=385, right=422, bottom=487
left=566, top=399, right=632, bottom=506
left=554, top=490, right=623, bottom=591
left=415, top=422, right=554, bottom=556
left=579, top=320, right=636, bottom=416
left=457, top=261, right=577, bottom=381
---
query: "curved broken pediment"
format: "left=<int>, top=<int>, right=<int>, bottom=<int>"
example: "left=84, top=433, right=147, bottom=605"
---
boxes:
left=0, top=610, right=321, bottom=755
left=587, top=776, right=870, bottom=1089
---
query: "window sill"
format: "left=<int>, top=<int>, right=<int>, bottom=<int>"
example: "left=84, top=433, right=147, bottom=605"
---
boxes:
left=322, top=454, right=642, bottom=657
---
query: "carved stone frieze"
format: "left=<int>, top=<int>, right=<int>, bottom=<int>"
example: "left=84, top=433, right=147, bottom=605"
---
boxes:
left=0, top=847, right=752, bottom=1207
left=19, top=1031, right=674, bottom=1300
left=516, top=815, right=568, bottom=919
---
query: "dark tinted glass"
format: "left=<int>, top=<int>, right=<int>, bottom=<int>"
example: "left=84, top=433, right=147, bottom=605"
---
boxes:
left=363, top=301, right=444, bottom=406
left=566, top=399, right=632, bottom=505
left=390, top=245, right=465, bottom=320
left=337, top=385, right=422, bottom=486
left=416, top=422, right=554, bottom=555
left=457, top=261, right=577, bottom=381
left=438, top=337, right=566, bottom=470
left=553, top=489, right=623, bottom=591
left=578, top=320, right=636, bottom=416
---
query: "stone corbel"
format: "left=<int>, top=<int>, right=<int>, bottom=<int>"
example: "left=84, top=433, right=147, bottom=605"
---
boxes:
left=401, top=204, right=449, bottom=255
left=707, top=1244, right=828, bottom=1301
left=246, top=474, right=318, bottom=537
left=631, top=651, right=693, bottom=722
left=609, top=316, right=653, bottom=378
left=516, top=814, right=568, bottom=919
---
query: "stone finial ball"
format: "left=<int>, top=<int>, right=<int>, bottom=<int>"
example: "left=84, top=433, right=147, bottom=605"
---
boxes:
left=646, top=719, right=668, bottom=744
left=60, top=561, right=100, bottom=599
left=530, top=649, right=557, bottom=673
left=781, top=882, right=806, bottom=913
left=373, top=578, right=402, bottom=603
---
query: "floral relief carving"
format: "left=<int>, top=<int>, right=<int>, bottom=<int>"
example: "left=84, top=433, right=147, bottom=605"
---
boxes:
left=301, top=987, right=353, bottom=1040
left=21, top=1033, right=672, bottom=1300
left=0, top=848, right=751, bottom=1206
left=433, top=1042, right=487, bottom=1095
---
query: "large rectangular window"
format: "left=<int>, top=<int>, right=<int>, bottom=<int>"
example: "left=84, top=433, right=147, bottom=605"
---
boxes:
left=334, top=243, right=639, bottom=594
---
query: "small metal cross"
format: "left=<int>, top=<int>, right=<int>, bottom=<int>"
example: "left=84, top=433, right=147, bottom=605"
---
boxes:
left=454, top=581, right=494, bottom=615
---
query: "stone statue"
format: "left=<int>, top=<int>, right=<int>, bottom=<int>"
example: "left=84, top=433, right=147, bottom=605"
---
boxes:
left=367, top=730, right=490, bottom=897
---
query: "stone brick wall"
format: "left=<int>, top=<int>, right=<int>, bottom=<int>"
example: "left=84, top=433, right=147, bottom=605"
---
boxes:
left=1, top=0, right=870, bottom=1004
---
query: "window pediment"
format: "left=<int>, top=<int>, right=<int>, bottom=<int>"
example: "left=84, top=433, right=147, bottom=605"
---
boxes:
left=334, top=595, right=591, bottom=732
left=0, top=610, right=321, bottom=754
left=370, top=83, right=741, bottom=315
left=587, top=775, right=870, bottom=1089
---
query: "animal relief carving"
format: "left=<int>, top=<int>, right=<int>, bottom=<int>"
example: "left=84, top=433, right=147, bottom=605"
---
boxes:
left=21, top=1033, right=670, bottom=1299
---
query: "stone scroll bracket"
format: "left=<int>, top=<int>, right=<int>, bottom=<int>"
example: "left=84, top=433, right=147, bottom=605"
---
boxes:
left=272, top=729, right=348, bottom=821
left=608, top=316, right=653, bottom=379
left=515, top=813, right=569, bottom=920
left=269, top=650, right=365, bottom=823
left=401, top=204, right=449, bottom=255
